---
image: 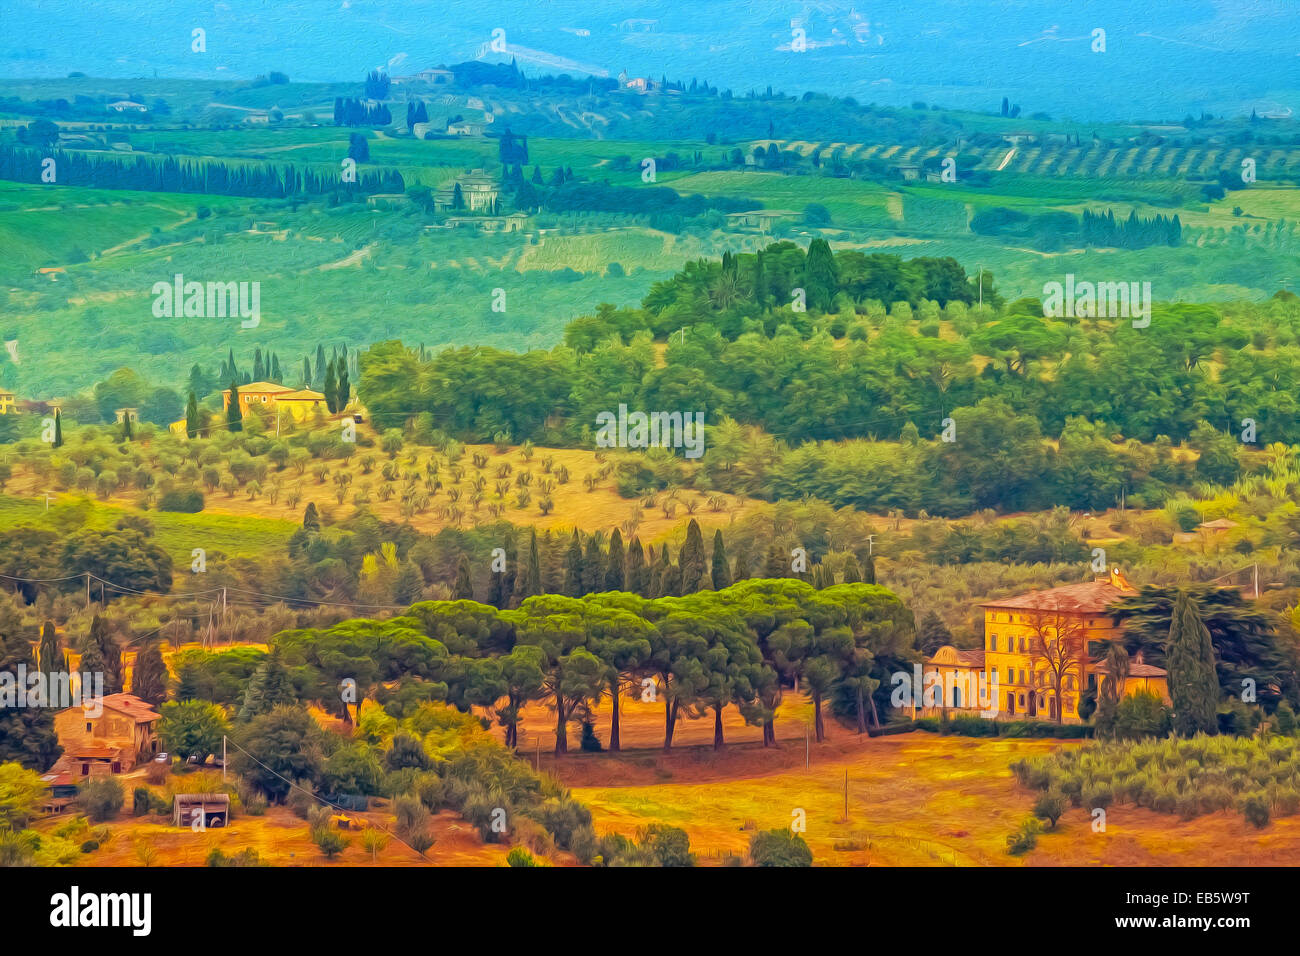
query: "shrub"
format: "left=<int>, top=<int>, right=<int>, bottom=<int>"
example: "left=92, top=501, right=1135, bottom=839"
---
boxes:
left=157, top=487, right=205, bottom=512
left=1032, top=790, right=1067, bottom=829
left=78, top=778, right=124, bottom=822
left=1113, top=691, right=1172, bottom=740
left=1006, top=817, right=1042, bottom=856
left=1241, top=791, right=1270, bottom=828
left=748, top=829, right=813, bottom=867
left=506, top=847, right=540, bottom=867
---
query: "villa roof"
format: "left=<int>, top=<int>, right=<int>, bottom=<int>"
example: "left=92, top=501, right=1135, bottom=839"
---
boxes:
left=275, top=389, right=326, bottom=401
left=92, top=693, right=160, bottom=723
left=983, top=577, right=1135, bottom=615
left=226, top=381, right=294, bottom=394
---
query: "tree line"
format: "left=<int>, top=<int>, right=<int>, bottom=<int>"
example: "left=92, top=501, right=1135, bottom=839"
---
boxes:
left=0, top=146, right=405, bottom=198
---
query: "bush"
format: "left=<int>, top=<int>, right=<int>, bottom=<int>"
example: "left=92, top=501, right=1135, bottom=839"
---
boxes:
left=1006, top=817, right=1042, bottom=856
left=748, top=829, right=813, bottom=867
left=506, top=847, right=540, bottom=867
left=78, top=778, right=124, bottom=822
left=1032, top=790, right=1067, bottom=829
left=1241, top=791, right=1270, bottom=829
left=157, top=487, right=205, bottom=512
left=637, top=824, right=695, bottom=867
left=1113, top=691, right=1172, bottom=740
left=80, top=840, right=100, bottom=853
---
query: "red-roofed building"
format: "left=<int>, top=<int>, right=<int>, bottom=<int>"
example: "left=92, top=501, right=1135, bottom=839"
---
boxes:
left=52, top=693, right=160, bottom=774
left=917, top=567, right=1169, bottom=723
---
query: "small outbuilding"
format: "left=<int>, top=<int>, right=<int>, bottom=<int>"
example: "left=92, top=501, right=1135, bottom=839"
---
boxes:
left=173, top=793, right=230, bottom=828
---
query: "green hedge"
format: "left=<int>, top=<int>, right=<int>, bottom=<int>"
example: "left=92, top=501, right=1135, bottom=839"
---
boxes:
left=913, top=715, right=1093, bottom=739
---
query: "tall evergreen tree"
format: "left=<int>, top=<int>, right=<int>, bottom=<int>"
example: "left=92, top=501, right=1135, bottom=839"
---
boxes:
left=732, top=547, right=750, bottom=583
left=323, top=361, right=338, bottom=414
left=764, top=544, right=786, bottom=578
left=238, top=648, right=297, bottom=721
left=1166, top=590, right=1220, bottom=735
left=582, top=535, right=604, bottom=594
left=185, top=390, right=201, bottom=439
left=131, top=639, right=168, bottom=706
left=627, top=537, right=648, bottom=596
left=453, top=554, right=475, bottom=601
left=226, top=381, right=243, bottom=432
left=302, top=356, right=313, bottom=389
left=711, top=530, right=732, bottom=590
left=862, top=553, right=877, bottom=584
left=563, top=531, right=584, bottom=597
left=842, top=554, right=862, bottom=583
left=604, top=529, right=626, bottom=592
left=315, top=344, right=327, bottom=385
left=52, top=408, right=63, bottom=448
left=503, top=534, right=519, bottom=606
left=679, top=519, right=707, bottom=593
left=303, top=502, right=321, bottom=532
left=0, top=606, right=61, bottom=770
left=87, top=615, right=121, bottom=693
left=336, top=356, right=350, bottom=409
left=38, top=621, right=60, bottom=677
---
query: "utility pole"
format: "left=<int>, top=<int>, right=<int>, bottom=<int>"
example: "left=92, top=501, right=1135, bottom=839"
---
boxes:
left=85, top=572, right=90, bottom=610
left=222, top=735, right=227, bottom=784
left=1254, top=563, right=1259, bottom=599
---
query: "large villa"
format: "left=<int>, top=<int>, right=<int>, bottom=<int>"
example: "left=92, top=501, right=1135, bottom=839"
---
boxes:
left=919, top=568, right=1170, bottom=723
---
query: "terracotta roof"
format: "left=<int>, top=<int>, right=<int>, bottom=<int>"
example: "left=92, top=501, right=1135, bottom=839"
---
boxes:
left=275, top=389, right=326, bottom=401
left=41, top=772, right=75, bottom=786
left=226, top=382, right=293, bottom=394
left=71, top=746, right=121, bottom=760
left=983, top=579, right=1133, bottom=615
left=95, top=693, right=160, bottom=723
left=926, top=645, right=986, bottom=668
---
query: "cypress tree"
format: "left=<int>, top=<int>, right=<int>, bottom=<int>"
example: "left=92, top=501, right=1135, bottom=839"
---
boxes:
left=521, top=529, right=542, bottom=599
left=563, top=531, right=584, bottom=597
left=302, top=356, right=313, bottom=388
left=842, top=554, right=861, bottom=583
left=862, top=554, right=876, bottom=584
left=52, top=409, right=63, bottom=448
left=38, top=621, right=60, bottom=677
left=336, top=356, right=350, bottom=409
left=1167, top=590, right=1219, bottom=735
left=303, top=502, right=321, bottom=532
left=710, top=529, right=731, bottom=591
left=679, top=519, right=706, bottom=593
left=582, top=535, right=604, bottom=594
left=503, top=534, right=519, bottom=606
left=323, top=361, right=338, bottom=414
left=131, top=639, right=168, bottom=706
left=253, top=347, right=265, bottom=381
left=121, top=413, right=133, bottom=442
left=651, top=546, right=669, bottom=597
left=453, top=554, right=474, bottom=601
left=627, top=537, right=648, bottom=596
left=315, top=344, right=327, bottom=384
left=764, top=544, right=785, bottom=578
left=0, top=606, right=61, bottom=770
left=226, top=381, right=242, bottom=432
left=88, top=615, right=121, bottom=693
left=604, top=528, right=626, bottom=592
left=185, top=391, right=201, bottom=439
left=732, top=547, right=750, bottom=583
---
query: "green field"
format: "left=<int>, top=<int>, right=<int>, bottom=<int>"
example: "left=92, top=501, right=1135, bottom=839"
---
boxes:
left=0, top=492, right=296, bottom=565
